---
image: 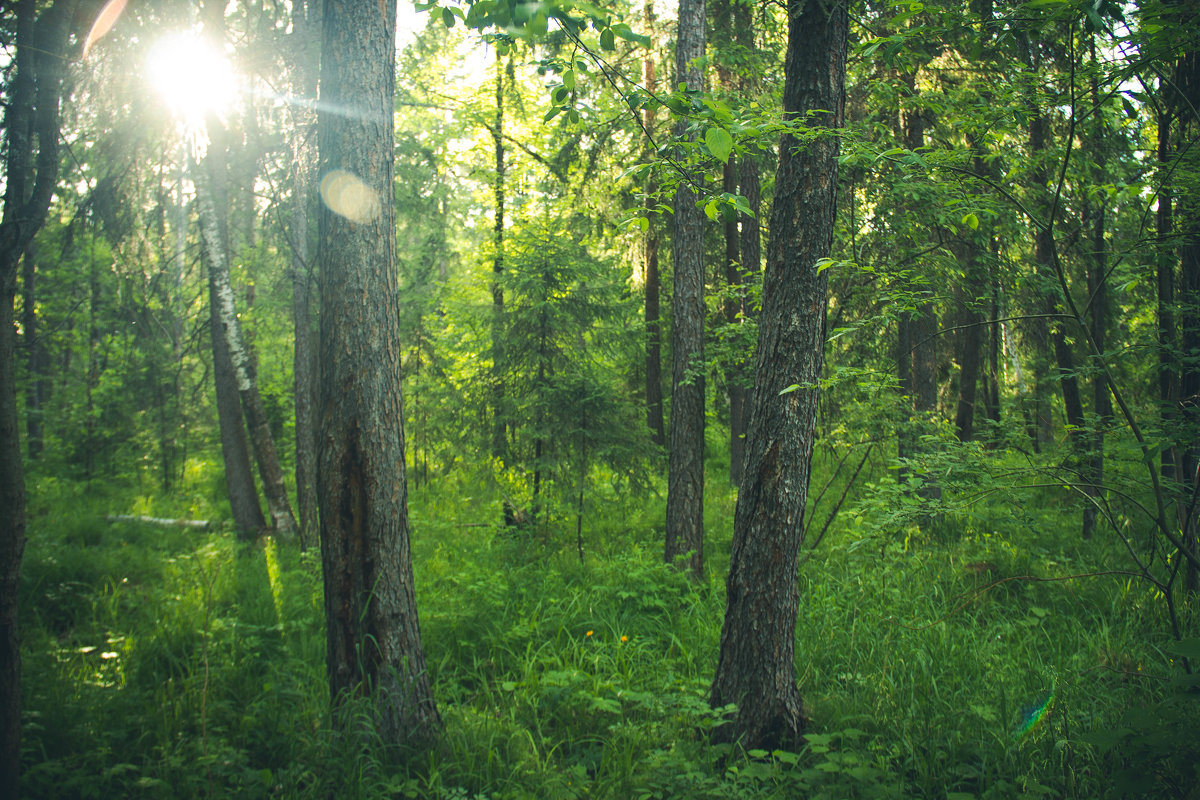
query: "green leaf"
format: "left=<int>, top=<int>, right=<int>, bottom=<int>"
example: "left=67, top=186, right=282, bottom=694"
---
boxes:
left=441, top=7, right=455, bottom=27
left=779, top=384, right=800, bottom=396
left=962, top=212, right=979, bottom=230
left=563, top=69, right=576, bottom=91
left=530, top=10, right=548, bottom=36
left=610, top=22, right=651, bottom=47
left=705, top=126, right=733, bottom=164
left=704, top=199, right=720, bottom=221
left=544, top=106, right=563, bottom=122
left=600, top=27, right=615, bottom=51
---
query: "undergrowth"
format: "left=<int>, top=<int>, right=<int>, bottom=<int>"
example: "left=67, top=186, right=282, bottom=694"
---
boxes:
left=16, top=465, right=1198, bottom=799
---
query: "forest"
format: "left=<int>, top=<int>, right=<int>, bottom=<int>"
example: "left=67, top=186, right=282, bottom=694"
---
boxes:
left=1, top=0, right=1198, bottom=796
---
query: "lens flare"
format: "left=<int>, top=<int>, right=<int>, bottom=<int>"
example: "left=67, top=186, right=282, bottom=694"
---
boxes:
left=1013, top=684, right=1056, bottom=741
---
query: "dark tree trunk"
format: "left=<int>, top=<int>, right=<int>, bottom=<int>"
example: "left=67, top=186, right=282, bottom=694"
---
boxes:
left=984, top=261, right=1002, bottom=436
left=1158, top=106, right=1177, bottom=482
left=1082, top=54, right=1111, bottom=540
left=900, top=72, right=940, bottom=508
left=0, top=0, right=77, bottom=793
left=1174, top=51, right=1200, bottom=593
left=21, top=242, right=44, bottom=459
left=713, top=0, right=746, bottom=486
left=316, top=0, right=440, bottom=745
left=642, top=0, right=665, bottom=448
left=491, top=52, right=509, bottom=469
left=288, top=0, right=321, bottom=550
left=1028, top=105, right=1087, bottom=521
left=896, top=313, right=913, bottom=484
left=722, top=158, right=747, bottom=486
left=665, top=0, right=707, bottom=579
left=954, top=147, right=992, bottom=444
left=710, top=0, right=847, bottom=752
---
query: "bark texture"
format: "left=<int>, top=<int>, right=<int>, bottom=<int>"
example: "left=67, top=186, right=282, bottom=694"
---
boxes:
left=207, top=252, right=268, bottom=535
left=317, top=0, right=441, bottom=745
left=665, top=0, right=707, bottom=579
left=0, top=1, right=77, bottom=793
left=195, top=138, right=298, bottom=539
left=710, top=0, right=847, bottom=752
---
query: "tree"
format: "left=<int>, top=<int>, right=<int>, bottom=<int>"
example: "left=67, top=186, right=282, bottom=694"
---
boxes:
left=284, top=0, right=321, bottom=549
left=0, top=0, right=78, bottom=793
left=195, top=121, right=298, bottom=539
left=710, top=0, right=848, bottom=751
left=316, top=0, right=440, bottom=745
left=664, top=0, right=707, bottom=579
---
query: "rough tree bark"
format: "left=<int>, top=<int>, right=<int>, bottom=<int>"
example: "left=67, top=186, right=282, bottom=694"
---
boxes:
left=710, top=0, right=848, bottom=751
left=22, top=242, right=45, bottom=459
left=316, top=0, right=441, bottom=745
left=0, top=0, right=78, bottom=794
left=665, top=0, right=707, bottom=579
left=205, top=246, right=268, bottom=535
left=195, top=133, right=298, bottom=540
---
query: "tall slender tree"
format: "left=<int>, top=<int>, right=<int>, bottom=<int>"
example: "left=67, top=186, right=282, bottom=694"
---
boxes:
left=664, top=0, right=707, bottom=579
left=1, top=0, right=79, bottom=792
left=316, top=0, right=440, bottom=744
left=710, top=0, right=848, bottom=751
left=285, top=0, right=322, bottom=549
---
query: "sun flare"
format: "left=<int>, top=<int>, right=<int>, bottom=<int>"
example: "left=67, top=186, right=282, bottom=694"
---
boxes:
left=146, top=31, right=239, bottom=126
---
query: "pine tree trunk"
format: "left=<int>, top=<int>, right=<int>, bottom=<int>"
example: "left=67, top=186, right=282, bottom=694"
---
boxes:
left=22, top=242, right=43, bottom=459
left=665, top=0, right=707, bottom=579
left=0, top=0, right=77, bottom=792
left=317, top=0, right=440, bottom=745
left=710, top=0, right=847, bottom=752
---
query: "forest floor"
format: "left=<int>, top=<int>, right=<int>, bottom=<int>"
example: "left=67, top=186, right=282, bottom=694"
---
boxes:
left=16, top=462, right=1199, bottom=799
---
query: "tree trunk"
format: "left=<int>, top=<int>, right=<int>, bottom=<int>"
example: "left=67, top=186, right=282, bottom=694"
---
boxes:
left=21, top=241, right=44, bottom=459
left=195, top=133, right=298, bottom=540
left=1028, top=104, right=1087, bottom=524
left=0, top=0, right=77, bottom=793
left=710, top=0, right=847, bottom=752
left=207, top=255, right=268, bottom=536
left=665, top=0, right=706, bottom=579
left=642, top=0, right=665, bottom=448
left=1158, top=105, right=1177, bottom=482
left=287, top=0, right=321, bottom=550
left=317, top=0, right=440, bottom=746
left=491, top=52, right=509, bottom=470
left=1174, top=51, right=1200, bottom=593
left=1082, top=52, right=1111, bottom=540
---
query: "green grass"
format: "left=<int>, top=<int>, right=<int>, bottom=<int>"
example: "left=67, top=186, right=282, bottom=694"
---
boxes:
left=16, top=463, right=1199, bottom=799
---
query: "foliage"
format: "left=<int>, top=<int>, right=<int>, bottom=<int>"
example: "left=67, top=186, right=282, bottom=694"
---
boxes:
left=15, top=462, right=1196, bottom=798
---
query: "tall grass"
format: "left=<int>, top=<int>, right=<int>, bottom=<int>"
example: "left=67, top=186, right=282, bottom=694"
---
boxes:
left=16, top=464, right=1197, bottom=798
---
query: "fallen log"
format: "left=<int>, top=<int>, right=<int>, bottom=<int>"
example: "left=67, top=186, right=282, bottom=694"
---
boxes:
left=105, top=514, right=212, bottom=530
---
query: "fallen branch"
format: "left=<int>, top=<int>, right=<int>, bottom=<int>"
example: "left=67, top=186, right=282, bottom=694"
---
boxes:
left=105, top=514, right=212, bottom=530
